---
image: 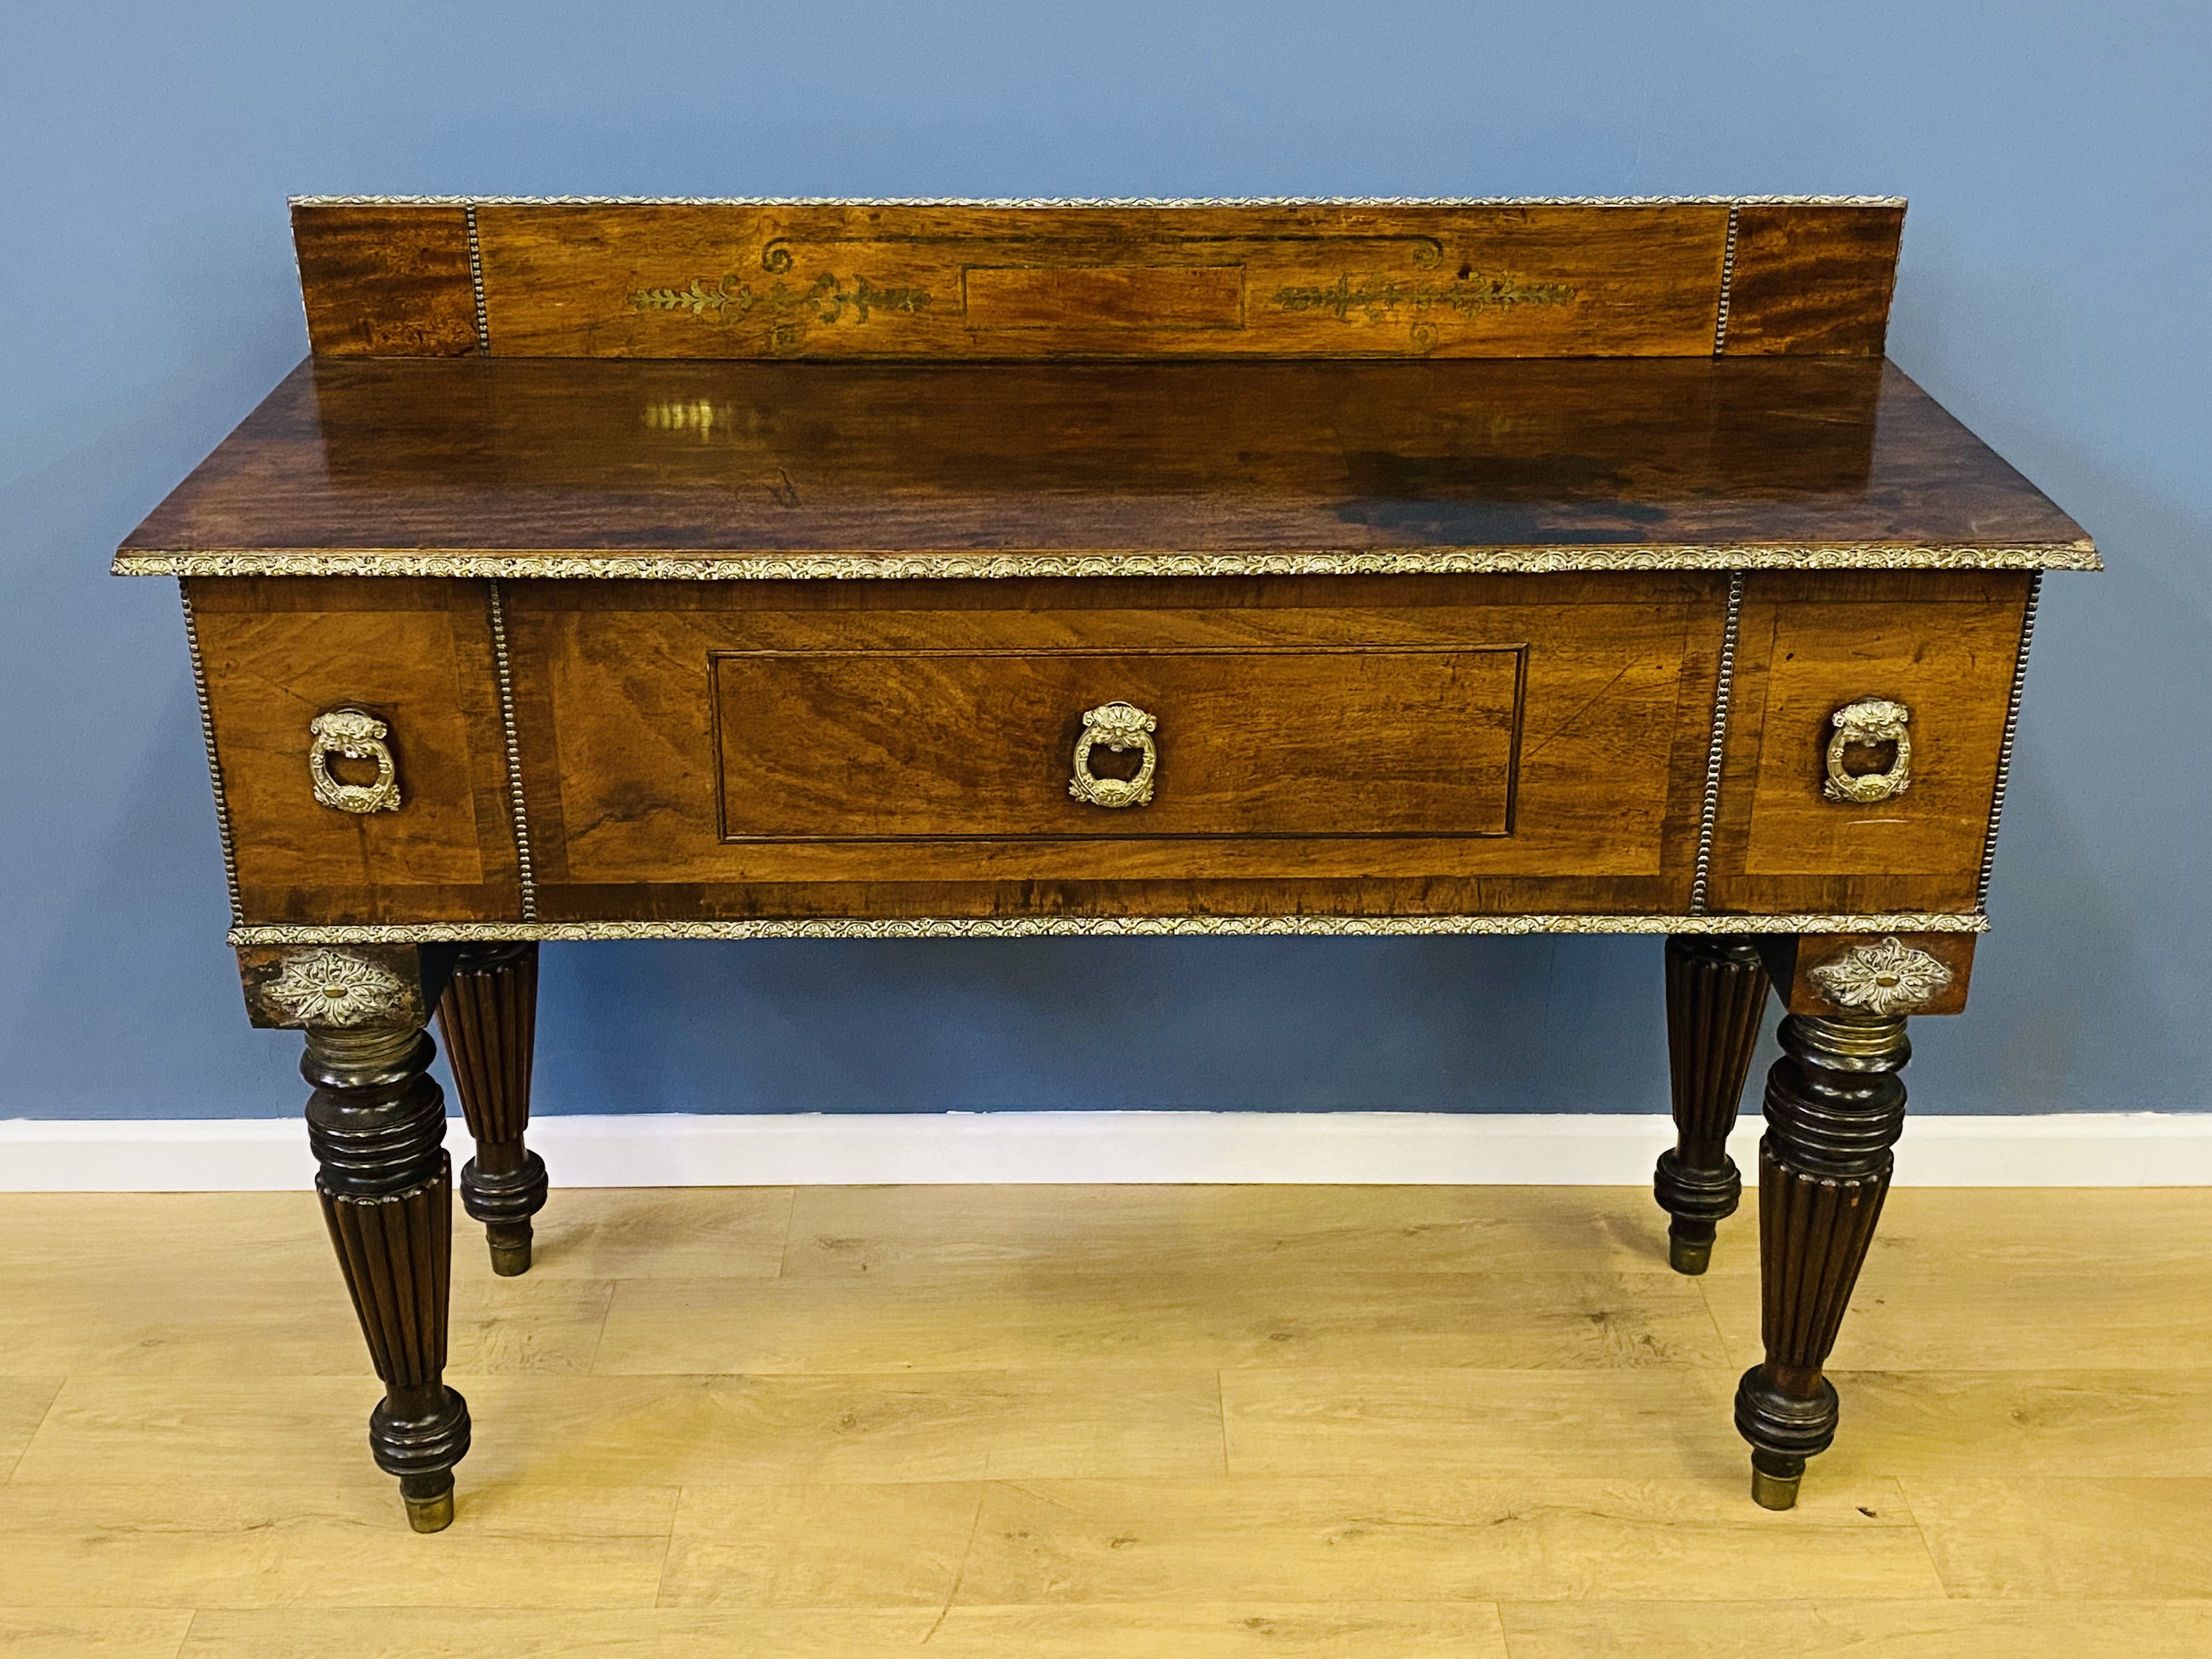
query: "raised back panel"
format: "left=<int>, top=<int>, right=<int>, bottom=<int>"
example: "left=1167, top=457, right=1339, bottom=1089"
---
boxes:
left=291, top=197, right=1903, bottom=362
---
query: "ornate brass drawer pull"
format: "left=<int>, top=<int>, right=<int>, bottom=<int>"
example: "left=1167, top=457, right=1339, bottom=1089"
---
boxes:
left=309, top=708, right=402, bottom=814
left=1068, top=701, right=1158, bottom=808
left=1824, top=697, right=1911, bottom=804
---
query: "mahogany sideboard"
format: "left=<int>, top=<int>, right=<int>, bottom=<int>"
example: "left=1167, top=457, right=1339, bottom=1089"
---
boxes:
left=115, top=195, right=2096, bottom=1531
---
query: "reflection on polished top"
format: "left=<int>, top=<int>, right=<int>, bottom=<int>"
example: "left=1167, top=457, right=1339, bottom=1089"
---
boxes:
left=116, top=356, right=2093, bottom=574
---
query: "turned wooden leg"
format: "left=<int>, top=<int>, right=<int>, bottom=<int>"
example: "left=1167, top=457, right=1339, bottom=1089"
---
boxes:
left=303, top=1017, right=472, bottom=1532
left=1733, top=1011, right=1909, bottom=1510
left=436, top=943, right=547, bottom=1276
left=1655, top=935, right=1771, bottom=1273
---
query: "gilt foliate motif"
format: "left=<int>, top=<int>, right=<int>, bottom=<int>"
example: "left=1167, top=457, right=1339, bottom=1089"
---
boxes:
left=631, top=263, right=932, bottom=349
left=1808, top=936, right=1955, bottom=1017
left=1274, top=269, right=1576, bottom=347
left=259, top=950, right=416, bottom=1029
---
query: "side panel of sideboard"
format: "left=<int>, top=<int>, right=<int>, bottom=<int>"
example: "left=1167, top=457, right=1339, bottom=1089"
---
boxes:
left=1706, top=570, right=2032, bottom=915
left=187, top=576, right=522, bottom=923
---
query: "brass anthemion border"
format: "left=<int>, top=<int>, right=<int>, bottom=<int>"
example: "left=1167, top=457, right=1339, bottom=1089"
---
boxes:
left=228, top=912, right=1990, bottom=946
left=1977, top=571, right=2042, bottom=910
left=116, top=541, right=2102, bottom=583
left=178, top=580, right=243, bottom=926
left=484, top=579, right=538, bottom=920
left=290, top=193, right=1908, bottom=210
left=1689, top=572, right=1745, bottom=915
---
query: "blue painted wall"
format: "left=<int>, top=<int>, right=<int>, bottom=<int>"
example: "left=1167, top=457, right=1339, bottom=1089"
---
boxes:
left=2, top=2, right=2204, bottom=1121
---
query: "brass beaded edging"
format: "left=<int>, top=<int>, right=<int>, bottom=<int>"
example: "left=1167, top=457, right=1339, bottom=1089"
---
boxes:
left=463, top=204, right=490, bottom=356
left=289, top=193, right=1906, bottom=209
left=115, top=541, right=2102, bottom=582
left=1712, top=203, right=1741, bottom=356
left=484, top=578, right=537, bottom=920
left=229, top=912, right=1990, bottom=946
left=1977, top=571, right=2041, bottom=910
left=179, top=579, right=244, bottom=927
left=1689, top=572, right=1745, bottom=915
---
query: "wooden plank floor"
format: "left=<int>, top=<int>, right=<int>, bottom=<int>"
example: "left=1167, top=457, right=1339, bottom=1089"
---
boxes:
left=0, top=1184, right=2207, bottom=1658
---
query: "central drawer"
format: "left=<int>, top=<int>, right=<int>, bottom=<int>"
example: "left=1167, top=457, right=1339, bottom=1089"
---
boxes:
left=503, top=574, right=1724, bottom=919
left=711, top=645, right=1523, bottom=842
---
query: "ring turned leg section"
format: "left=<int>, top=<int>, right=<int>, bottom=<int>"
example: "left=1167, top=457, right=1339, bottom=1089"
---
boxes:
left=1734, top=1012, right=1909, bottom=1510
left=436, top=943, right=546, bottom=1276
left=304, top=1021, right=472, bottom=1532
left=1656, top=936, right=1771, bottom=1273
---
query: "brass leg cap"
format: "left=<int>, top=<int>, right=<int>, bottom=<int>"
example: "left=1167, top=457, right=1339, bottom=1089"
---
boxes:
left=488, top=1238, right=532, bottom=1277
left=404, top=1488, right=455, bottom=1533
left=1668, top=1234, right=1713, bottom=1275
left=1751, top=1465, right=1802, bottom=1510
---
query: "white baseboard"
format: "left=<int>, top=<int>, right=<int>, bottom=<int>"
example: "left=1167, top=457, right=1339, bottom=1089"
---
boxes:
left=1, top=1110, right=2207, bottom=1192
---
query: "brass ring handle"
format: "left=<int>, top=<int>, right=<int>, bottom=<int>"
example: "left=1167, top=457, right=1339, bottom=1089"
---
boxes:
left=309, top=707, right=402, bottom=814
left=1068, top=701, right=1158, bottom=809
left=1823, top=697, right=1911, bottom=804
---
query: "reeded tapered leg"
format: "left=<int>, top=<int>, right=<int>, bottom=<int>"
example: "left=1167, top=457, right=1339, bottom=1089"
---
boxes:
left=1655, top=935, right=1771, bottom=1273
left=436, top=942, right=546, bottom=1276
left=304, top=1019, right=471, bottom=1532
left=1733, top=1012, right=1909, bottom=1510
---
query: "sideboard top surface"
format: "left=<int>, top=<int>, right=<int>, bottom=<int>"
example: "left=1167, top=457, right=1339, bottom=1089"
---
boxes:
left=117, top=355, right=2092, bottom=578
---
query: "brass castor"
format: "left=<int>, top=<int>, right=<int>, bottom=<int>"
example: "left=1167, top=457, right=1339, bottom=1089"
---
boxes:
left=402, top=1474, right=456, bottom=1533
left=487, top=1224, right=532, bottom=1277
left=1750, top=1452, right=1803, bottom=1511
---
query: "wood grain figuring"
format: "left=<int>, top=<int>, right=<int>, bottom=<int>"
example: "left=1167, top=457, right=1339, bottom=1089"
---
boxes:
left=712, top=646, right=1523, bottom=842
left=467, top=201, right=1747, bottom=360
left=291, top=203, right=479, bottom=358
left=120, top=357, right=2090, bottom=566
left=186, top=577, right=521, bottom=924
left=3, top=1184, right=2207, bottom=1652
left=1722, top=204, right=1905, bottom=356
left=505, top=574, right=1717, bottom=915
left=1708, top=571, right=2033, bottom=915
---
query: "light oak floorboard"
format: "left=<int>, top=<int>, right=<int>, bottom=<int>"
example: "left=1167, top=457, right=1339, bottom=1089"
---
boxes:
left=0, top=1609, right=193, bottom=1659
left=1220, top=1369, right=1742, bottom=1479
left=525, top=1187, right=794, bottom=1280
left=785, top=1184, right=1677, bottom=1277
left=176, top=1603, right=1510, bottom=1659
left=14, top=1371, right=1227, bottom=1487
left=1701, top=1186, right=2212, bottom=1276
left=597, top=1268, right=1725, bottom=1375
left=1498, top=1599, right=2212, bottom=1659
left=3, top=1185, right=2207, bottom=1657
left=0, top=1274, right=615, bottom=1377
left=0, top=1485, right=675, bottom=1609
left=1702, top=1257, right=2212, bottom=1370
left=1818, top=1369, right=2212, bottom=1477
left=657, top=1476, right=1939, bottom=1607
left=0, top=1376, right=63, bottom=1474
left=1903, top=1477, right=2212, bottom=1599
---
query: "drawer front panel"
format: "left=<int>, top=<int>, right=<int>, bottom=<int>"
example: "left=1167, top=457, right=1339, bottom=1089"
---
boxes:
left=713, top=646, right=1522, bottom=842
left=189, top=577, right=522, bottom=924
left=1706, top=571, right=2031, bottom=915
left=506, top=574, right=1723, bottom=918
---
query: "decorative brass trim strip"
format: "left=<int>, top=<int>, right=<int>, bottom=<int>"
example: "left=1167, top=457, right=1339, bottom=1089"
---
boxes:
left=1713, top=202, right=1740, bottom=356
left=484, top=579, right=537, bottom=920
left=463, top=203, right=490, bottom=356
left=1689, top=572, right=1745, bottom=914
left=178, top=579, right=243, bottom=927
left=115, top=541, right=2102, bottom=582
left=1977, top=571, right=2041, bottom=910
left=290, top=193, right=1907, bottom=209
left=229, top=911, right=1990, bottom=946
